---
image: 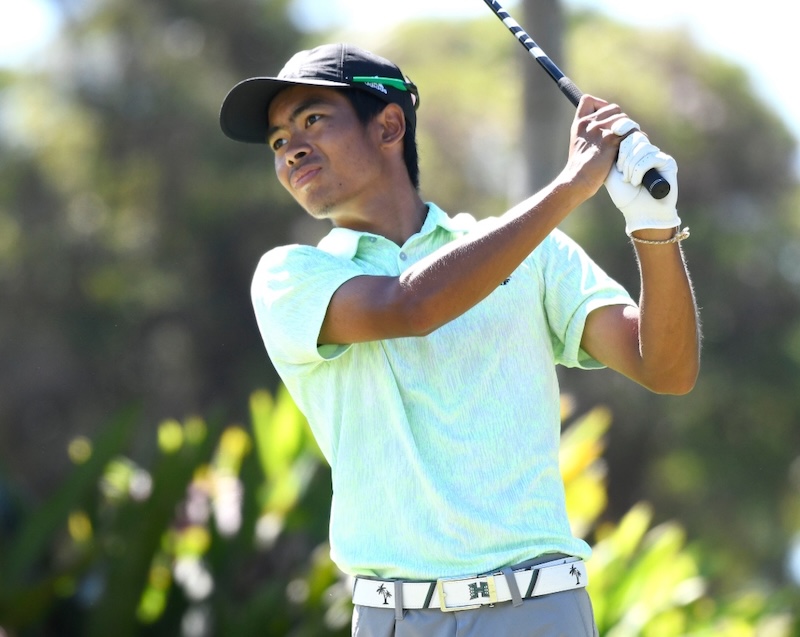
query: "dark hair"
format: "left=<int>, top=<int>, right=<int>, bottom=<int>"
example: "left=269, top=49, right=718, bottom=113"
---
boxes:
left=340, top=89, right=420, bottom=190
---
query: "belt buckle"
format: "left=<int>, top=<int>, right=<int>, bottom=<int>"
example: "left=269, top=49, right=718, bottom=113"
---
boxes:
left=436, top=574, right=497, bottom=612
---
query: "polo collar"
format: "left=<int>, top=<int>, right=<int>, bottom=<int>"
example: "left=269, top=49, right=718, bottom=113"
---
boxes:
left=317, top=203, right=472, bottom=259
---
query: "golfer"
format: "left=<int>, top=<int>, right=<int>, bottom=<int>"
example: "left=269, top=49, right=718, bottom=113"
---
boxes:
left=220, top=43, right=699, bottom=637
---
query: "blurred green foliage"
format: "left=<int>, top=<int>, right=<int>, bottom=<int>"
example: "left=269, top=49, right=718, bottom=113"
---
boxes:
left=1, top=389, right=795, bottom=636
left=0, top=387, right=345, bottom=636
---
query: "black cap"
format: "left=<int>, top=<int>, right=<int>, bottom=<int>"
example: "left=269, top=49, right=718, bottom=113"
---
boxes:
left=220, top=43, right=419, bottom=144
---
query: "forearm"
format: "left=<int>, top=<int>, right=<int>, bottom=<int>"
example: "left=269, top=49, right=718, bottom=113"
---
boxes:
left=398, top=174, right=589, bottom=334
left=633, top=228, right=700, bottom=393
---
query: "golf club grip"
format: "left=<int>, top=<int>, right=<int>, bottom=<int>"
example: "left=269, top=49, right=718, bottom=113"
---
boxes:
left=557, top=76, right=582, bottom=108
left=559, top=76, right=670, bottom=200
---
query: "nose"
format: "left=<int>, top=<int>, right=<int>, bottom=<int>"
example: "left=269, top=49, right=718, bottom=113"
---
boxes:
left=287, top=149, right=307, bottom=166
left=285, top=137, right=311, bottom=166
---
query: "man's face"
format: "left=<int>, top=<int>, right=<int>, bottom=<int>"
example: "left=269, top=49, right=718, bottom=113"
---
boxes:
left=267, top=85, right=384, bottom=221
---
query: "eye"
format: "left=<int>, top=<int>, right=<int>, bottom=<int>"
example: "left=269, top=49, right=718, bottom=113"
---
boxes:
left=270, top=137, right=287, bottom=152
left=305, top=113, right=322, bottom=127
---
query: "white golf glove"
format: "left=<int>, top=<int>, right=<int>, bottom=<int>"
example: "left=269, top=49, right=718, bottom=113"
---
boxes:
left=604, top=118, right=680, bottom=234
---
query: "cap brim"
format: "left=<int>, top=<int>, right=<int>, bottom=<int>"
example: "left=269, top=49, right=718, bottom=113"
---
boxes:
left=219, top=76, right=350, bottom=144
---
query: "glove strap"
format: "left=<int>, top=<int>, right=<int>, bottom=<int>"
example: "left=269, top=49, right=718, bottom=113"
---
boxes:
left=630, top=227, right=690, bottom=245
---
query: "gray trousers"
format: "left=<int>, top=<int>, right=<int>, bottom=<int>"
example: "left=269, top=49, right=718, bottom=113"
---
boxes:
left=352, top=588, right=598, bottom=637
left=351, top=555, right=599, bottom=637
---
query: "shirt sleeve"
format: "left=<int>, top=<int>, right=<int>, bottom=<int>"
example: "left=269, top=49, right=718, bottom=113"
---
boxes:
left=538, top=229, right=636, bottom=369
left=251, top=244, right=363, bottom=366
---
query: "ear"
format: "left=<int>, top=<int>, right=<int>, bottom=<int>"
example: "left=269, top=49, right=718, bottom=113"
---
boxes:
left=375, top=103, right=406, bottom=149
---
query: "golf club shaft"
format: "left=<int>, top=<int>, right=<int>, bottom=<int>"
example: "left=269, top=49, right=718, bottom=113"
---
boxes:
left=482, top=0, right=670, bottom=200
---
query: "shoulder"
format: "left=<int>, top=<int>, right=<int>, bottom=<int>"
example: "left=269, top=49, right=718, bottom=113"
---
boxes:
left=255, top=243, right=328, bottom=273
left=250, top=244, right=363, bottom=365
left=253, top=243, right=357, bottom=288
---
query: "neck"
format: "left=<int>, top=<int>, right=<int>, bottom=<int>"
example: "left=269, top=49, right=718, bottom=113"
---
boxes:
left=331, top=188, right=428, bottom=246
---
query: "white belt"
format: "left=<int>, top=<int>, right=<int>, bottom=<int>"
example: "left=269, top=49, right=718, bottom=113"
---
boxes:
left=352, top=557, right=587, bottom=612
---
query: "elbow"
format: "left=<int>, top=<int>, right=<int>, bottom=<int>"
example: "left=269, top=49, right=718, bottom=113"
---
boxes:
left=643, top=363, right=700, bottom=396
left=650, top=377, right=696, bottom=396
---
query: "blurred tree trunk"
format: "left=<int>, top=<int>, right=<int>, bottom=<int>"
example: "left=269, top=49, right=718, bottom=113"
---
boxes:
left=521, top=0, right=571, bottom=194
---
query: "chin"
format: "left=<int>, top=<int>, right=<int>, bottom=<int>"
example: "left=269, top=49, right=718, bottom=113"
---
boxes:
left=299, top=195, right=342, bottom=220
left=303, top=202, right=334, bottom=220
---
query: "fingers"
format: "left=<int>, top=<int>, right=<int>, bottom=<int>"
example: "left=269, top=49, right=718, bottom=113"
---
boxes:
left=575, top=94, right=609, bottom=117
left=576, top=95, right=623, bottom=125
left=577, top=97, right=662, bottom=187
left=570, top=95, right=666, bottom=193
left=573, top=96, right=677, bottom=206
left=576, top=96, right=639, bottom=140
left=616, top=131, right=676, bottom=187
left=610, top=117, right=639, bottom=137
left=617, top=131, right=653, bottom=184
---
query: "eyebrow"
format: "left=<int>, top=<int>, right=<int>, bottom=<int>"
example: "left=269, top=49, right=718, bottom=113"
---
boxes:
left=266, top=97, right=331, bottom=142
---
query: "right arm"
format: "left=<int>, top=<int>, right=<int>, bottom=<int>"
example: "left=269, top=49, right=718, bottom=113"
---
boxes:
left=320, top=96, right=628, bottom=346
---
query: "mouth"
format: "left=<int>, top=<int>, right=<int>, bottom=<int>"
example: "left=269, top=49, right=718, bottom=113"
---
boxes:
left=290, top=164, right=322, bottom=190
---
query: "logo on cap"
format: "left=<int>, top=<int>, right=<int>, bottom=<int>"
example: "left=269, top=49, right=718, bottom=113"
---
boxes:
left=361, top=82, right=388, bottom=95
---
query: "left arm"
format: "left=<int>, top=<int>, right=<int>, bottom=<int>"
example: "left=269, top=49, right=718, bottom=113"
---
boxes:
left=580, top=123, right=700, bottom=394
left=581, top=227, right=700, bottom=394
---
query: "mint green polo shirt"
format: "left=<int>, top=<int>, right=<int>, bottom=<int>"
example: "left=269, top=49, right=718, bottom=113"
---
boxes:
left=251, top=203, right=635, bottom=580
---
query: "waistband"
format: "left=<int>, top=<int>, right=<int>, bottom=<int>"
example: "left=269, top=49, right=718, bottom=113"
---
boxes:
left=352, top=556, right=587, bottom=614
